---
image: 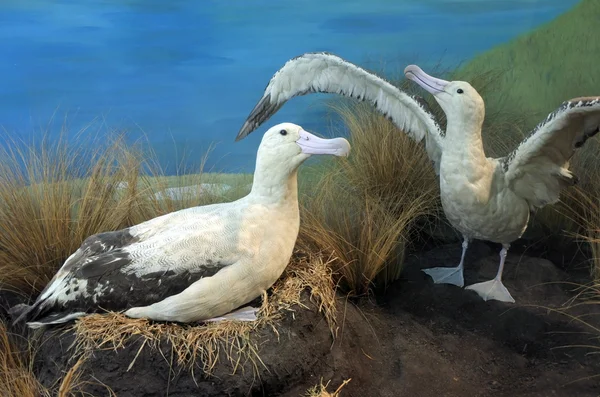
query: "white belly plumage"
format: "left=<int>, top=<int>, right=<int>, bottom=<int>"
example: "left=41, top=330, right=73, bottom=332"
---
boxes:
left=440, top=176, right=530, bottom=244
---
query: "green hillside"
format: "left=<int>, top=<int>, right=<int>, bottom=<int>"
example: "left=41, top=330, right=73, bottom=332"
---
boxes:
left=459, top=0, right=600, bottom=128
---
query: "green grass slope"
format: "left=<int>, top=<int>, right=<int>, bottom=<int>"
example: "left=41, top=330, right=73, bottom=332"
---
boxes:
left=458, top=0, right=600, bottom=128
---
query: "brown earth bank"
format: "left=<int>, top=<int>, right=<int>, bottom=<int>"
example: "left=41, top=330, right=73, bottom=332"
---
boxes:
left=1, top=239, right=599, bottom=397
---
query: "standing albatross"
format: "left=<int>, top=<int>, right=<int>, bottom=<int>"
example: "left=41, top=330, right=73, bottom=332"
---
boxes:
left=234, top=52, right=600, bottom=303
left=10, top=122, right=350, bottom=328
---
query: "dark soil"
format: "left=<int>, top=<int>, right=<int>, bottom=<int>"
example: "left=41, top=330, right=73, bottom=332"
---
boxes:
left=2, top=240, right=599, bottom=397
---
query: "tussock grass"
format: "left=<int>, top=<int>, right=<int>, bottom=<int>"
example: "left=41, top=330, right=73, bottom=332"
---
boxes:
left=563, top=186, right=600, bottom=281
left=0, top=321, right=45, bottom=397
left=0, top=129, right=146, bottom=296
left=535, top=281, right=600, bottom=369
left=582, top=226, right=600, bottom=284
left=71, top=253, right=338, bottom=377
left=297, top=98, right=440, bottom=295
left=0, top=321, right=108, bottom=396
left=568, top=135, right=600, bottom=281
left=55, top=354, right=116, bottom=397
left=305, top=377, right=351, bottom=397
left=0, top=127, right=251, bottom=297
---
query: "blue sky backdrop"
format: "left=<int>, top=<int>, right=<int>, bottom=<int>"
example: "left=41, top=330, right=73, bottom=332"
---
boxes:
left=0, top=0, right=580, bottom=173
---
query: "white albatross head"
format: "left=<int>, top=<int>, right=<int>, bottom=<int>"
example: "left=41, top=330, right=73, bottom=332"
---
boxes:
left=404, top=65, right=485, bottom=129
left=256, top=122, right=350, bottom=168
left=251, top=122, right=350, bottom=195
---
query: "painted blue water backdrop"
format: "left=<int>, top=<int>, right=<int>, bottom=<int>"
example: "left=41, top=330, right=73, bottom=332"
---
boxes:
left=0, top=0, right=580, bottom=173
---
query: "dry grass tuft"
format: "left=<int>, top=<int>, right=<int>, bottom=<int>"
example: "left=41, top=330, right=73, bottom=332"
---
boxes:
left=55, top=354, right=116, bottom=397
left=0, top=321, right=46, bottom=397
left=535, top=281, right=600, bottom=364
left=1, top=321, right=109, bottom=397
left=543, top=132, right=600, bottom=282
left=70, top=253, right=338, bottom=377
left=0, top=126, right=251, bottom=298
left=558, top=187, right=600, bottom=281
left=0, top=128, right=146, bottom=296
left=297, top=97, right=440, bottom=295
left=57, top=355, right=87, bottom=397
left=305, top=377, right=351, bottom=397
left=568, top=138, right=600, bottom=281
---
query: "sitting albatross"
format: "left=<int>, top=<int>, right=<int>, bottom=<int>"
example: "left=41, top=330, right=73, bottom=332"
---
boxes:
left=11, top=122, right=350, bottom=328
left=234, top=52, right=600, bottom=303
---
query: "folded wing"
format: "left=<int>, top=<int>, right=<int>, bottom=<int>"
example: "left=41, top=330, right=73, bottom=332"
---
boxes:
left=12, top=210, right=240, bottom=327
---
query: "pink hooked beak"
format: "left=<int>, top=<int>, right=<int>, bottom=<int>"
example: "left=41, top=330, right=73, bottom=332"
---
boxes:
left=404, top=64, right=450, bottom=95
left=296, top=129, right=351, bottom=157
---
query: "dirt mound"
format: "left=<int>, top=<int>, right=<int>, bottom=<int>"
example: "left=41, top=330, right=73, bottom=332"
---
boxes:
left=5, top=241, right=600, bottom=396
left=31, top=291, right=391, bottom=397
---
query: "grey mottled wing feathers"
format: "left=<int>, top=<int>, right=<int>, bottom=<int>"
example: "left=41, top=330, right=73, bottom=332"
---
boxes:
left=502, top=97, right=600, bottom=172
left=13, top=226, right=231, bottom=325
left=502, top=96, right=600, bottom=208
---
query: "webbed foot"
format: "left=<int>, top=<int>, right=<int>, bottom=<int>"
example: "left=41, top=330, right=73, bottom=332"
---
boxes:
left=422, top=265, right=465, bottom=287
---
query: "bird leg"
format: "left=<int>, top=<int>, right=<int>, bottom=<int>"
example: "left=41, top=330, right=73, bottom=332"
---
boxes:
left=203, top=306, right=259, bottom=322
left=421, top=238, right=468, bottom=287
left=465, top=244, right=515, bottom=303
left=203, top=290, right=267, bottom=323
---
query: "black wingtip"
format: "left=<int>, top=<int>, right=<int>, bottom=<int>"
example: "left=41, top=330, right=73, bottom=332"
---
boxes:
left=234, top=93, right=280, bottom=142
left=235, top=121, right=254, bottom=142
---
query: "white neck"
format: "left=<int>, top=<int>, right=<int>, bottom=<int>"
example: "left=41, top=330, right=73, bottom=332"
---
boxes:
left=441, top=110, right=490, bottom=181
left=445, top=111, right=485, bottom=153
left=247, top=158, right=300, bottom=207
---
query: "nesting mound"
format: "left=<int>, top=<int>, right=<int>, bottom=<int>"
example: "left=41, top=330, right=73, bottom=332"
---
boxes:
left=70, top=253, right=339, bottom=376
left=27, top=241, right=600, bottom=396
left=33, top=253, right=357, bottom=395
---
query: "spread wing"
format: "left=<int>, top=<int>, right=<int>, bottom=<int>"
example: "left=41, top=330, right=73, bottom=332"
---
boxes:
left=502, top=97, right=600, bottom=209
left=236, top=52, right=445, bottom=174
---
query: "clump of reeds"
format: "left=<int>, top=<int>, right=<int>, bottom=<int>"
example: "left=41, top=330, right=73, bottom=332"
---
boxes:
left=296, top=97, right=440, bottom=296
left=0, top=127, right=145, bottom=296
left=569, top=134, right=600, bottom=281
left=0, top=321, right=46, bottom=397
left=0, top=125, right=250, bottom=298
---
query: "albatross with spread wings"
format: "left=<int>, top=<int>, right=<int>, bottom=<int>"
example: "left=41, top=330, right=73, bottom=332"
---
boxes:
left=235, top=52, right=600, bottom=303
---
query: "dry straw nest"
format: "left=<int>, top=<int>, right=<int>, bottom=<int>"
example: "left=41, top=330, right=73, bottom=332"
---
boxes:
left=62, top=252, right=339, bottom=379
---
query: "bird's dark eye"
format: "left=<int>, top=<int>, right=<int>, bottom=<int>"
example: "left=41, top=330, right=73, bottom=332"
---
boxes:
left=279, top=129, right=287, bottom=136
left=457, top=89, right=464, bottom=94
